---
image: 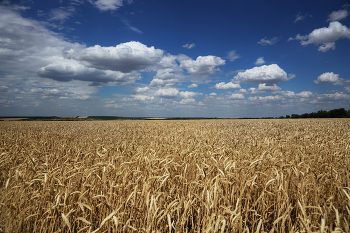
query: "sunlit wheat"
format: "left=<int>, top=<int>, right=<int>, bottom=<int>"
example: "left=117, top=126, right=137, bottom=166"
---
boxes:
left=0, top=119, right=349, bottom=232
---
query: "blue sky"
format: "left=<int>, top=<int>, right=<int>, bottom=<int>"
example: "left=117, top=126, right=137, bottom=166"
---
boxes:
left=0, top=0, right=350, bottom=117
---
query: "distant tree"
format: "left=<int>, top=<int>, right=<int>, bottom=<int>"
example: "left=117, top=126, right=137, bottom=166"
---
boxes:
left=328, top=108, right=348, bottom=118
left=289, top=108, right=349, bottom=119
left=317, top=110, right=328, bottom=118
left=286, top=115, right=290, bottom=118
left=279, top=116, right=285, bottom=119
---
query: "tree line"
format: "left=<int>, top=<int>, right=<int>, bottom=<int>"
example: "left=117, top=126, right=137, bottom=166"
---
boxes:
left=280, top=108, right=350, bottom=119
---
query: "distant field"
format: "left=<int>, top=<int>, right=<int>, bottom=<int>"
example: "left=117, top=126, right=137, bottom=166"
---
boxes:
left=0, top=119, right=349, bottom=232
left=0, top=118, right=28, bottom=121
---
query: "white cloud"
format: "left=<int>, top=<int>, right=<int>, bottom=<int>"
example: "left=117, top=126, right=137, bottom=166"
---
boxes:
left=298, top=91, right=313, bottom=98
left=228, top=93, right=244, bottom=100
left=280, top=91, right=313, bottom=99
left=209, top=93, right=217, bottom=96
left=227, top=50, right=240, bottom=61
left=153, top=68, right=176, bottom=80
left=302, top=21, right=350, bottom=44
left=179, top=98, right=196, bottom=105
left=49, top=8, right=74, bottom=22
left=287, top=34, right=308, bottom=41
left=105, top=103, right=121, bottom=108
left=64, top=41, right=164, bottom=73
left=257, top=37, right=278, bottom=45
left=183, top=43, right=196, bottom=49
left=37, top=63, right=141, bottom=85
left=150, top=68, right=180, bottom=87
left=179, top=91, right=202, bottom=99
left=248, top=95, right=283, bottom=102
left=179, top=56, right=226, bottom=75
left=327, top=9, right=349, bottom=22
left=232, top=64, right=294, bottom=85
left=314, top=72, right=342, bottom=85
left=291, top=21, right=350, bottom=51
left=257, top=83, right=281, bottom=92
left=294, top=13, right=312, bottom=23
left=214, top=82, right=241, bottom=90
left=157, top=55, right=179, bottom=70
left=155, top=88, right=179, bottom=98
left=122, top=20, right=143, bottom=34
left=188, top=83, right=198, bottom=88
left=89, top=0, right=132, bottom=11
left=254, top=57, right=265, bottom=66
left=133, top=87, right=149, bottom=93
left=249, top=83, right=281, bottom=94
left=317, top=92, right=350, bottom=101
left=295, top=13, right=305, bottom=23
left=150, top=78, right=178, bottom=87
left=318, top=42, right=336, bottom=52
left=133, top=95, right=154, bottom=102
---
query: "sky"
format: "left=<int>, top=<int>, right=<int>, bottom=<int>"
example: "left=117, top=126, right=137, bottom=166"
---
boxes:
left=0, top=0, right=350, bottom=118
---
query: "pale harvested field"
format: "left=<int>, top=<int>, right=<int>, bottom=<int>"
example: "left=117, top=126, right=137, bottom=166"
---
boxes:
left=0, top=119, right=349, bottom=233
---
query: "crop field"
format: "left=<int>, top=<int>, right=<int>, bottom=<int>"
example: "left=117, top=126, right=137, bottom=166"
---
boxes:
left=0, top=119, right=349, bottom=233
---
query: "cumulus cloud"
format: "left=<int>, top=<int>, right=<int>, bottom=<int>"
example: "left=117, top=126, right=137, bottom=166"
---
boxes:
left=150, top=78, right=178, bottom=87
left=317, top=92, right=350, bottom=101
left=298, top=91, right=313, bottom=98
left=249, top=83, right=281, bottom=94
left=209, top=93, right=217, bottom=96
left=327, top=9, right=349, bottom=22
left=105, top=103, right=121, bottom=108
left=64, top=42, right=164, bottom=73
left=179, top=98, right=196, bottom=105
left=183, top=43, right=196, bottom=49
left=318, top=42, right=335, bottom=52
left=302, top=21, right=350, bottom=44
left=157, top=55, right=179, bottom=70
left=314, top=72, right=343, bottom=85
left=227, top=50, right=240, bottom=61
left=257, top=37, right=278, bottom=45
left=290, top=21, right=350, bottom=52
left=228, top=93, right=244, bottom=100
left=155, top=88, right=179, bottom=98
left=0, top=6, right=82, bottom=72
left=179, top=91, right=202, bottom=99
left=179, top=56, right=226, bottom=75
left=280, top=91, right=313, bottom=99
left=133, top=87, right=149, bottom=93
left=154, top=89, right=202, bottom=99
left=89, top=0, right=132, bottom=11
left=149, top=68, right=180, bottom=87
left=188, top=84, right=198, bottom=88
left=153, top=68, right=176, bottom=80
left=248, top=95, right=283, bottom=102
left=37, top=63, right=141, bottom=86
left=254, top=57, right=265, bottom=66
left=232, top=64, right=294, bottom=85
left=133, top=95, right=154, bottom=102
left=214, top=82, right=241, bottom=90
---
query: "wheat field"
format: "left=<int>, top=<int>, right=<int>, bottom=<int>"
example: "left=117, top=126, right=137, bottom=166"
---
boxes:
left=0, top=119, right=349, bottom=233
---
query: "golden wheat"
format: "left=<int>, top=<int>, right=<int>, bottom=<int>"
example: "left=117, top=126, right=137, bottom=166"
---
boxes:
left=0, top=119, right=349, bottom=232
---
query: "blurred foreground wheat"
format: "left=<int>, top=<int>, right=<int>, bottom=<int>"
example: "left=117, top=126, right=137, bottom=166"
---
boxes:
left=0, top=119, right=349, bottom=232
